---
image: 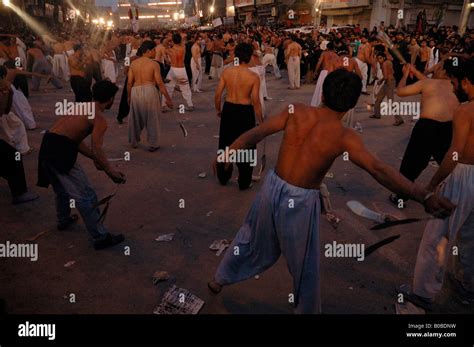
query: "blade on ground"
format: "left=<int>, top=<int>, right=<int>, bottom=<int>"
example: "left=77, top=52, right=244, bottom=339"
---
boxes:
left=364, top=234, right=401, bottom=257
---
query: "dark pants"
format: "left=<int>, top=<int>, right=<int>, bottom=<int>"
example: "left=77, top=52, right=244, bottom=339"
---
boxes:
left=0, top=139, right=27, bottom=197
left=13, top=75, right=29, bottom=98
left=86, top=62, right=102, bottom=84
left=217, top=102, right=256, bottom=190
left=399, top=118, right=452, bottom=197
left=117, top=76, right=129, bottom=123
left=205, top=51, right=212, bottom=74
left=70, top=75, right=92, bottom=102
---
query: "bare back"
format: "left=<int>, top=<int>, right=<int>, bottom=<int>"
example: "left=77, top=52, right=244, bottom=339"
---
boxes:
left=129, top=57, right=160, bottom=86
left=454, top=102, right=474, bottom=164
left=222, top=66, right=259, bottom=105
left=49, top=115, right=96, bottom=144
left=287, top=42, right=301, bottom=57
left=275, top=104, right=349, bottom=188
left=167, top=44, right=185, bottom=68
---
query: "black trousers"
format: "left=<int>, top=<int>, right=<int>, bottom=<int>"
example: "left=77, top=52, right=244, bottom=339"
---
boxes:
left=217, top=102, right=256, bottom=190
left=70, top=75, right=92, bottom=102
left=13, top=75, right=29, bottom=98
left=400, top=118, right=452, bottom=183
left=0, top=139, right=27, bottom=197
left=205, top=51, right=212, bottom=74
left=117, top=76, right=129, bottom=123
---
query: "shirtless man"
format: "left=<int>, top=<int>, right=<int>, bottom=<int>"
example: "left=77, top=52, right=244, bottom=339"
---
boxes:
left=311, top=41, right=338, bottom=106
left=154, top=37, right=168, bottom=80
left=355, top=36, right=372, bottom=94
left=37, top=80, right=126, bottom=250
left=68, top=44, right=92, bottom=102
left=190, top=35, right=203, bottom=93
left=285, top=36, right=302, bottom=90
left=390, top=61, right=460, bottom=205
left=208, top=69, right=455, bottom=314
left=262, top=38, right=281, bottom=79
left=64, top=39, right=76, bottom=57
left=213, top=42, right=263, bottom=190
left=370, top=52, right=399, bottom=124
left=0, top=70, right=38, bottom=205
left=402, top=58, right=474, bottom=311
left=128, top=40, right=173, bottom=151
left=210, top=34, right=225, bottom=80
left=334, top=45, right=362, bottom=128
left=417, top=40, right=430, bottom=73
left=27, top=43, right=62, bottom=91
left=205, top=34, right=213, bottom=75
left=161, top=33, right=193, bottom=111
left=52, top=38, right=69, bottom=81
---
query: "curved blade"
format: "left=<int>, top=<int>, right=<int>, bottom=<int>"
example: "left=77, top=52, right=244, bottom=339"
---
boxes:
left=370, top=218, right=421, bottom=230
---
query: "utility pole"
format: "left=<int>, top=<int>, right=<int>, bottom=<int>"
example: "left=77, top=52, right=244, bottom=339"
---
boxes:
left=459, top=0, right=472, bottom=35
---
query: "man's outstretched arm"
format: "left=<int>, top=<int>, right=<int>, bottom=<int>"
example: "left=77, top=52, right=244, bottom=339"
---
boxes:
left=344, top=130, right=455, bottom=217
left=227, top=105, right=291, bottom=151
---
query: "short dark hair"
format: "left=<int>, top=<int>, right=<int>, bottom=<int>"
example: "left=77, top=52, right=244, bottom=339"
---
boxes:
left=138, top=40, right=156, bottom=55
left=73, top=44, right=83, bottom=52
left=445, top=57, right=474, bottom=84
left=0, top=65, right=6, bottom=79
left=172, top=33, right=182, bottom=44
left=234, top=42, right=253, bottom=64
left=323, top=69, right=362, bottom=112
left=92, top=80, right=119, bottom=103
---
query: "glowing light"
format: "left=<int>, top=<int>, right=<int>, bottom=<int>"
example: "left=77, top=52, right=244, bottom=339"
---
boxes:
left=210, top=5, right=214, bottom=13
left=173, top=12, right=178, bottom=20
left=75, top=9, right=80, bottom=15
left=99, top=17, right=105, bottom=24
left=92, top=19, right=99, bottom=24
left=107, top=20, right=113, bottom=27
left=3, top=0, right=11, bottom=7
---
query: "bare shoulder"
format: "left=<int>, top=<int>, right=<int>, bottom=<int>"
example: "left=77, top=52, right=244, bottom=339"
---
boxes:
left=456, top=102, right=474, bottom=118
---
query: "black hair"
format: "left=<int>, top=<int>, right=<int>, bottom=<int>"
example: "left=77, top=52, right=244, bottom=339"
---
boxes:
left=234, top=42, right=253, bottom=64
left=326, top=41, right=334, bottom=50
left=0, top=65, right=6, bottom=79
left=172, top=33, right=182, bottom=44
left=445, top=57, right=474, bottom=84
left=323, top=69, right=362, bottom=112
left=92, top=80, right=119, bottom=103
left=3, top=60, right=16, bottom=69
left=336, top=45, right=349, bottom=56
left=73, top=44, right=83, bottom=52
left=376, top=52, right=386, bottom=59
left=139, top=40, right=156, bottom=55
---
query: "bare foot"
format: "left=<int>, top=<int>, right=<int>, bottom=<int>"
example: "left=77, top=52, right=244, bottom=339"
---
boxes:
left=208, top=279, right=222, bottom=294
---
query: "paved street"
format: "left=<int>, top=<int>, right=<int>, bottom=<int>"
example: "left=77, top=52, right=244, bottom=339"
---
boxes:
left=0, top=69, right=470, bottom=314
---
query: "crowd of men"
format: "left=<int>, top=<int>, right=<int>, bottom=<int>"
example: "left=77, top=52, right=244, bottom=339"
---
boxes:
left=1, top=19, right=473, bottom=313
